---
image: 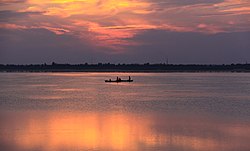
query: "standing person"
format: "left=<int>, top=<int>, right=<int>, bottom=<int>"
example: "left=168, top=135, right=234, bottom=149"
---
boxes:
left=129, top=76, right=131, bottom=81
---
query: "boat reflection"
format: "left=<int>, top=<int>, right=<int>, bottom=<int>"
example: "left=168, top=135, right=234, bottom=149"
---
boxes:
left=0, top=111, right=250, bottom=151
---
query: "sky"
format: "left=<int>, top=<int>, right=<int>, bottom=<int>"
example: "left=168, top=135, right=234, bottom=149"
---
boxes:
left=0, top=0, right=250, bottom=64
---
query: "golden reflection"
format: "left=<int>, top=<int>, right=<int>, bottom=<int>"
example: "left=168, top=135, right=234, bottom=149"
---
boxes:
left=1, top=111, right=250, bottom=151
left=10, top=112, right=152, bottom=150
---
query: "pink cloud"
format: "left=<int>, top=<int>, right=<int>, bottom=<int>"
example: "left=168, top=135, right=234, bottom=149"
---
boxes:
left=0, top=23, right=70, bottom=35
left=197, top=23, right=224, bottom=34
left=1, top=0, right=250, bottom=52
left=0, top=23, right=27, bottom=30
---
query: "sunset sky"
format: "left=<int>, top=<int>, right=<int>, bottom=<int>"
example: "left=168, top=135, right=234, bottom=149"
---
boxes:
left=0, top=0, right=250, bottom=64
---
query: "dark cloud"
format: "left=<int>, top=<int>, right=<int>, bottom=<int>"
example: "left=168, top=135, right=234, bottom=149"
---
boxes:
left=0, top=0, right=250, bottom=64
left=149, top=0, right=224, bottom=6
left=0, top=0, right=26, bottom=5
left=0, top=10, right=42, bottom=22
left=0, top=28, right=99, bottom=64
left=122, top=30, right=250, bottom=64
left=1, top=28, right=250, bottom=64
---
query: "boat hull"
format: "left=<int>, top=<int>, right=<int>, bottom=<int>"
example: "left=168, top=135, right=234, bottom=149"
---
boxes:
left=105, top=80, right=133, bottom=83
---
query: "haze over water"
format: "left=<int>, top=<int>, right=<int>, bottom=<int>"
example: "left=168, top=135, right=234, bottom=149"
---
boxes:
left=0, top=72, right=250, bottom=151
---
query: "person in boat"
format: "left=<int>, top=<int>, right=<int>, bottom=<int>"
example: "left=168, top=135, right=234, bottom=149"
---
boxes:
left=117, top=77, right=119, bottom=81
left=129, top=76, right=131, bottom=81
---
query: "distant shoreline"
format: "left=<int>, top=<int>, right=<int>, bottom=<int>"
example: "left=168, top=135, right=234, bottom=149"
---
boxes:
left=1, top=63, right=250, bottom=73
left=1, top=70, right=249, bottom=73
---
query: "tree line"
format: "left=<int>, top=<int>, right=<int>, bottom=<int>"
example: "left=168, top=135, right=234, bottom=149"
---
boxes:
left=0, top=62, right=249, bottom=72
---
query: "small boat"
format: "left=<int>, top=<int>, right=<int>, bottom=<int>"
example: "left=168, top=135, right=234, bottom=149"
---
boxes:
left=105, top=79, right=133, bottom=83
left=105, top=76, right=133, bottom=83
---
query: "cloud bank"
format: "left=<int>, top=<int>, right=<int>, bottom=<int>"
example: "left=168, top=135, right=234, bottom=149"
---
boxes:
left=0, top=0, right=250, bottom=63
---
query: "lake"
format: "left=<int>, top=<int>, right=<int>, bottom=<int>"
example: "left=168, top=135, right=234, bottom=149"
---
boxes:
left=0, top=72, right=250, bottom=151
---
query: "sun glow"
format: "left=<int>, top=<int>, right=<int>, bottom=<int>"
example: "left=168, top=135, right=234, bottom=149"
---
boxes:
left=18, top=0, right=152, bottom=50
left=1, top=0, right=250, bottom=51
left=26, top=0, right=150, bottom=17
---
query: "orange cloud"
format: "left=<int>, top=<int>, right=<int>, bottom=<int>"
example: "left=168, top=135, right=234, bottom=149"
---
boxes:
left=25, top=0, right=150, bottom=17
left=1, top=0, right=250, bottom=51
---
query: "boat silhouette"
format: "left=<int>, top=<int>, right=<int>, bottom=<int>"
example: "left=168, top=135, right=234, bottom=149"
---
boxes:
left=105, top=76, right=133, bottom=83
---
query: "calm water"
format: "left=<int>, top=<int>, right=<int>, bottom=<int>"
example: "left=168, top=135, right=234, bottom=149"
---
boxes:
left=0, top=72, right=250, bottom=151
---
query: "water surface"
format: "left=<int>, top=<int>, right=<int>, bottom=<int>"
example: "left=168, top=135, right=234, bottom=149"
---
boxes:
left=0, top=72, right=250, bottom=151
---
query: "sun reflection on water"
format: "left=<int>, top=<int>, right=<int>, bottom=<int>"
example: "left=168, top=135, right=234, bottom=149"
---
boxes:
left=0, top=111, right=250, bottom=151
